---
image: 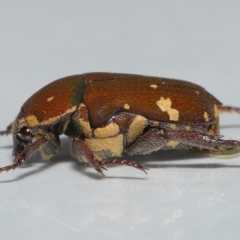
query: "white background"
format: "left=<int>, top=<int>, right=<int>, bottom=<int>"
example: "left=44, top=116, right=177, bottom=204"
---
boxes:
left=1, top=1, right=240, bottom=240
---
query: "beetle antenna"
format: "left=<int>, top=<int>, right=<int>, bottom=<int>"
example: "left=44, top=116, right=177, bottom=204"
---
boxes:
left=0, top=122, right=14, bottom=136
left=219, top=106, right=240, bottom=114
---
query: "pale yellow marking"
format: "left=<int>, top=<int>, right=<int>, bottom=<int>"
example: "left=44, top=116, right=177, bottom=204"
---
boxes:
left=204, top=112, right=209, bottom=122
left=24, top=106, right=77, bottom=128
left=41, top=106, right=77, bottom=125
left=196, top=91, right=199, bottom=94
left=167, top=141, right=179, bottom=148
left=214, top=104, right=219, bottom=118
left=84, top=134, right=124, bottom=159
left=94, top=122, right=120, bottom=138
left=78, top=104, right=92, bottom=137
left=156, top=97, right=179, bottom=121
left=25, top=115, right=40, bottom=127
left=208, top=129, right=215, bottom=135
left=62, top=120, right=69, bottom=133
left=150, top=121, right=159, bottom=127
left=157, top=97, right=171, bottom=111
left=40, top=146, right=53, bottom=160
left=47, top=96, right=54, bottom=102
left=80, top=155, right=89, bottom=162
left=170, top=124, right=176, bottom=130
left=18, top=117, right=27, bottom=125
left=185, top=126, right=191, bottom=131
left=127, top=115, right=148, bottom=143
left=124, top=103, right=130, bottom=109
left=79, top=119, right=92, bottom=137
left=167, top=109, right=179, bottom=121
left=150, top=84, right=158, bottom=89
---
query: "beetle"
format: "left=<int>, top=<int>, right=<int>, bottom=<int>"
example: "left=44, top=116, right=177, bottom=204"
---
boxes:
left=0, top=72, right=240, bottom=175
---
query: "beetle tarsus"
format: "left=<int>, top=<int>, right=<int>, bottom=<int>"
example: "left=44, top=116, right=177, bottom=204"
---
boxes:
left=0, top=162, right=21, bottom=173
left=97, top=159, right=148, bottom=174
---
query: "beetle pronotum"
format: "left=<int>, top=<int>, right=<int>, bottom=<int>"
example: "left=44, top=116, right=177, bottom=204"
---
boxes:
left=1, top=73, right=240, bottom=175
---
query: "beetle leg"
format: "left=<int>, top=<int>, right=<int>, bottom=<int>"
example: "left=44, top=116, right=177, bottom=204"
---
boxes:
left=162, top=129, right=240, bottom=151
left=126, top=128, right=169, bottom=155
left=72, top=137, right=147, bottom=175
left=0, top=122, right=14, bottom=136
left=0, top=135, right=49, bottom=173
left=97, top=159, right=148, bottom=174
left=127, top=128, right=240, bottom=154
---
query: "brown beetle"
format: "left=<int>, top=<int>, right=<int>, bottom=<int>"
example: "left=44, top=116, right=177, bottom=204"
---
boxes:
left=0, top=72, right=240, bottom=175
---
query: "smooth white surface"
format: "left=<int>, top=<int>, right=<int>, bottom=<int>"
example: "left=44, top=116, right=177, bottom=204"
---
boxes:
left=1, top=1, right=240, bottom=240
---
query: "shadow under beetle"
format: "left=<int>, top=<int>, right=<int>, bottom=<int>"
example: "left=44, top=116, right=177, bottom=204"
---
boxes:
left=1, top=73, right=240, bottom=175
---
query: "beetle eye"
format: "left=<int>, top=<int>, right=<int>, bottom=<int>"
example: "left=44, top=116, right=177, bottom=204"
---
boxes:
left=17, top=127, right=33, bottom=144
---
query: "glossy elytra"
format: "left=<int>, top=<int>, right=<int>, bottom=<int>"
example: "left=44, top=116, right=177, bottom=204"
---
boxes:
left=1, top=72, right=240, bottom=175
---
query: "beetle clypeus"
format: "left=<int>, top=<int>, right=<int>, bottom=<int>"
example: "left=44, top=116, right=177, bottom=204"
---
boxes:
left=1, top=72, right=240, bottom=175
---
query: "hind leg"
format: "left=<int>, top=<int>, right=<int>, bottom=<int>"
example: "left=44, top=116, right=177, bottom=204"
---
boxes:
left=126, top=128, right=240, bottom=155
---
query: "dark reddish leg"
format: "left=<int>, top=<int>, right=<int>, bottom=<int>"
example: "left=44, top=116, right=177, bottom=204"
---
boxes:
left=0, top=135, right=49, bottom=173
left=163, top=129, right=240, bottom=151
left=127, top=128, right=240, bottom=155
left=73, top=137, right=148, bottom=175
left=127, top=128, right=168, bottom=155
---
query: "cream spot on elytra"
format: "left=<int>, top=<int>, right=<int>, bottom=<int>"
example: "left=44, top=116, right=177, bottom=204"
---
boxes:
left=25, top=115, right=40, bottom=127
left=156, top=97, right=179, bottom=121
left=150, top=84, right=158, bottom=89
left=47, top=96, right=54, bottom=102
left=124, top=104, right=130, bottom=109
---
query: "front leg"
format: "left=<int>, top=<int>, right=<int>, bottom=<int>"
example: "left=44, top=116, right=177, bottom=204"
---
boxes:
left=71, top=137, right=147, bottom=175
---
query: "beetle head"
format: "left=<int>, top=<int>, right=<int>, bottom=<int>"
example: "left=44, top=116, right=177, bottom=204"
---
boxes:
left=13, top=112, right=62, bottom=160
left=0, top=113, right=62, bottom=173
